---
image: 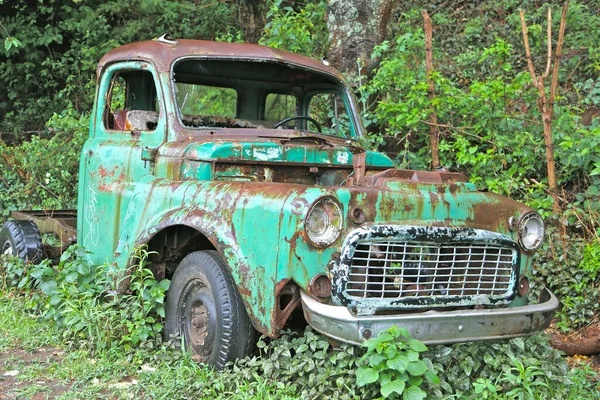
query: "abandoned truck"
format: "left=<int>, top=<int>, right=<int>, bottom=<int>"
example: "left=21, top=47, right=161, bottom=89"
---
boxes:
left=0, top=36, right=558, bottom=369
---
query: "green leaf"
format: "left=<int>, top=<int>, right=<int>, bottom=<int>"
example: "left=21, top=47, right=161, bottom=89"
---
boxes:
left=381, top=379, right=406, bottom=398
left=39, top=280, right=58, bottom=295
left=407, top=339, right=428, bottom=352
left=402, top=385, right=426, bottom=400
left=4, top=36, right=21, bottom=51
left=159, top=279, right=170, bottom=290
left=407, top=375, right=423, bottom=386
left=75, top=261, right=91, bottom=275
left=386, top=355, right=409, bottom=372
left=512, top=337, right=525, bottom=351
left=369, top=353, right=387, bottom=367
left=296, top=344, right=308, bottom=353
left=424, top=370, right=440, bottom=384
left=356, top=367, right=379, bottom=387
left=406, top=350, right=419, bottom=362
left=64, top=271, right=79, bottom=283
left=407, top=360, right=428, bottom=376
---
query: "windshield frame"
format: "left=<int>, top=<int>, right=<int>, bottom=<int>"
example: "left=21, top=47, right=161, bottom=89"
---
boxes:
left=169, top=56, right=364, bottom=139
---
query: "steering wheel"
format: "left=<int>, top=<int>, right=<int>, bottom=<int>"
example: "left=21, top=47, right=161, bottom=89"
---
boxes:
left=272, top=116, right=322, bottom=133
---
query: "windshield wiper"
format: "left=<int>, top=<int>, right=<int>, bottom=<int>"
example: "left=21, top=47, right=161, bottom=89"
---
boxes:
left=279, top=135, right=335, bottom=147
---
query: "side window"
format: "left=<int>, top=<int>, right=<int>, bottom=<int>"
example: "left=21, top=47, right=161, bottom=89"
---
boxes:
left=264, top=93, right=296, bottom=121
left=175, top=83, right=237, bottom=119
left=308, top=93, right=351, bottom=137
left=104, top=70, right=159, bottom=131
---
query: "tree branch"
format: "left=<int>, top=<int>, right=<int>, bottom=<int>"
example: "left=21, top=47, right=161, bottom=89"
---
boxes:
left=549, top=3, right=569, bottom=116
left=519, top=9, right=539, bottom=86
left=543, top=8, right=552, bottom=79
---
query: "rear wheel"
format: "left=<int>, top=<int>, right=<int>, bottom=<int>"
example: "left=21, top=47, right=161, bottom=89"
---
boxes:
left=164, top=250, right=255, bottom=369
left=0, top=220, right=43, bottom=263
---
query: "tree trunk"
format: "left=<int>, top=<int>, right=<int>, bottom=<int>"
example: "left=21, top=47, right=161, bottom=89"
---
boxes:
left=239, top=0, right=266, bottom=44
left=421, top=10, right=440, bottom=170
left=326, top=0, right=393, bottom=76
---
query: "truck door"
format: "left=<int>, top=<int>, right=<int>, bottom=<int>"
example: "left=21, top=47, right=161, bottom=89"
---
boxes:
left=77, top=61, right=166, bottom=265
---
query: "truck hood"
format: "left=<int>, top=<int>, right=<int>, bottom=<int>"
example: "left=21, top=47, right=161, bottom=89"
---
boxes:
left=158, top=134, right=394, bottom=168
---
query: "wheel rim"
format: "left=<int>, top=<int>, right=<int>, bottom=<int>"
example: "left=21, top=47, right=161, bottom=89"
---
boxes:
left=179, top=279, right=217, bottom=362
left=2, top=240, right=12, bottom=257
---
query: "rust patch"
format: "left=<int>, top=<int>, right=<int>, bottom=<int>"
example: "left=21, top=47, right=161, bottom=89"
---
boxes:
left=271, top=280, right=301, bottom=333
left=98, top=165, right=109, bottom=178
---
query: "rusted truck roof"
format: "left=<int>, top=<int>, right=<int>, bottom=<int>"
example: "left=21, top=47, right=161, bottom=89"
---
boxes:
left=98, top=39, right=344, bottom=79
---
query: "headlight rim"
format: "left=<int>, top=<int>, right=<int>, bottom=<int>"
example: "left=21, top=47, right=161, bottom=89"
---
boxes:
left=517, top=211, right=545, bottom=253
left=304, top=196, right=343, bottom=248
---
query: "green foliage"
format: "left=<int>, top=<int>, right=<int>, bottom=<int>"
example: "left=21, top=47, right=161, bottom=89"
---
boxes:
left=532, top=220, right=600, bottom=332
left=426, top=334, right=599, bottom=399
left=500, top=356, right=549, bottom=399
left=0, top=0, right=243, bottom=133
left=0, top=105, right=88, bottom=218
left=0, top=255, right=33, bottom=291
left=581, top=237, right=600, bottom=278
left=260, top=0, right=329, bottom=58
left=356, top=1, right=600, bottom=222
left=18, top=245, right=170, bottom=352
left=356, top=326, right=437, bottom=399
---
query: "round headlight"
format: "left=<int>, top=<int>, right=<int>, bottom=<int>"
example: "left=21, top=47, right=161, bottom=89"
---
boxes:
left=518, top=212, right=545, bottom=252
left=305, top=197, right=343, bottom=247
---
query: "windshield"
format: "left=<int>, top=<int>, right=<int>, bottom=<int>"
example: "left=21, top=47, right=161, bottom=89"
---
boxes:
left=172, top=59, right=356, bottom=137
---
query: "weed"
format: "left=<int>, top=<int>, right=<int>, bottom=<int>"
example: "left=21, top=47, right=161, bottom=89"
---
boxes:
left=356, top=326, right=438, bottom=399
left=25, top=244, right=169, bottom=352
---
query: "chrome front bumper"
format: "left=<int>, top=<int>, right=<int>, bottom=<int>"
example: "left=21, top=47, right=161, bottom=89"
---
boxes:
left=301, top=288, right=558, bottom=345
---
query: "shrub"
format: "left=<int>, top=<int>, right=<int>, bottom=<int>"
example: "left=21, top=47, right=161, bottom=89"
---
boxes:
left=26, top=245, right=169, bottom=352
left=356, top=326, right=438, bottom=399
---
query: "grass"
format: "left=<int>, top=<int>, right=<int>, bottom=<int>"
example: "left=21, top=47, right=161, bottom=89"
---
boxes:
left=0, top=290, right=296, bottom=399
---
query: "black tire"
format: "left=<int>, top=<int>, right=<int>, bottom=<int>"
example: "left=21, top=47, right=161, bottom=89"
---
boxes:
left=164, top=250, right=255, bottom=370
left=0, top=220, right=44, bottom=263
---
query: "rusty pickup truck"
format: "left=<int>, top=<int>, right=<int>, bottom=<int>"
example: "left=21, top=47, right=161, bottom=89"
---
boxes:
left=0, top=35, right=558, bottom=369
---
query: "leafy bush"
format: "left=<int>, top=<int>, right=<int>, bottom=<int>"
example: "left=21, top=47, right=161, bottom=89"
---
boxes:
left=356, top=326, right=438, bottom=399
left=0, top=105, right=88, bottom=218
left=0, top=0, right=244, bottom=133
left=260, top=0, right=329, bottom=58
left=531, top=223, right=600, bottom=332
left=426, top=334, right=599, bottom=399
left=19, top=245, right=170, bottom=352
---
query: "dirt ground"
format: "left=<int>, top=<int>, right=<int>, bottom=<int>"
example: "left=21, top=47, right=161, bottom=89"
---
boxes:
left=0, top=348, right=69, bottom=400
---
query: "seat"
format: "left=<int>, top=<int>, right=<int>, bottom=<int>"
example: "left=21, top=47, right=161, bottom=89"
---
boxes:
left=113, top=110, right=159, bottom=131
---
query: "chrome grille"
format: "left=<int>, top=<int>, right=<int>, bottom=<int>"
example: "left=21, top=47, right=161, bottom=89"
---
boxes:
left=346, top=241, right=516, bottom=300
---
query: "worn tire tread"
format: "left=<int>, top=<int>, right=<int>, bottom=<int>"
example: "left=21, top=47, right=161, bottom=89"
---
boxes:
left=165, top=250, right=255, bottom=370
left=0, top=220, right=43, bottom=263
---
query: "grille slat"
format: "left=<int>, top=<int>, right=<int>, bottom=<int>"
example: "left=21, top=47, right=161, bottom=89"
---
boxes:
left=345, top=240, right=516, bottom=302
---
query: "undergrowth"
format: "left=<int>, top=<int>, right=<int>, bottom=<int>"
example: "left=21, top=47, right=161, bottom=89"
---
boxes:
left=532, top=210, right=600, bottom=332
left=2, top=245, right=169, bottom=353
left=1, top=246, right=600, bottom=399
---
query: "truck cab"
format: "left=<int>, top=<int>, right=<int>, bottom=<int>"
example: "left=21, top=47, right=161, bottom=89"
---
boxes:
left=1, top=36, right=558, bottom=369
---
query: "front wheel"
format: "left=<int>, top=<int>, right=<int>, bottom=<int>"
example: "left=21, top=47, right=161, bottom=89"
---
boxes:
left=164, top=250, right=255, bottom=369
